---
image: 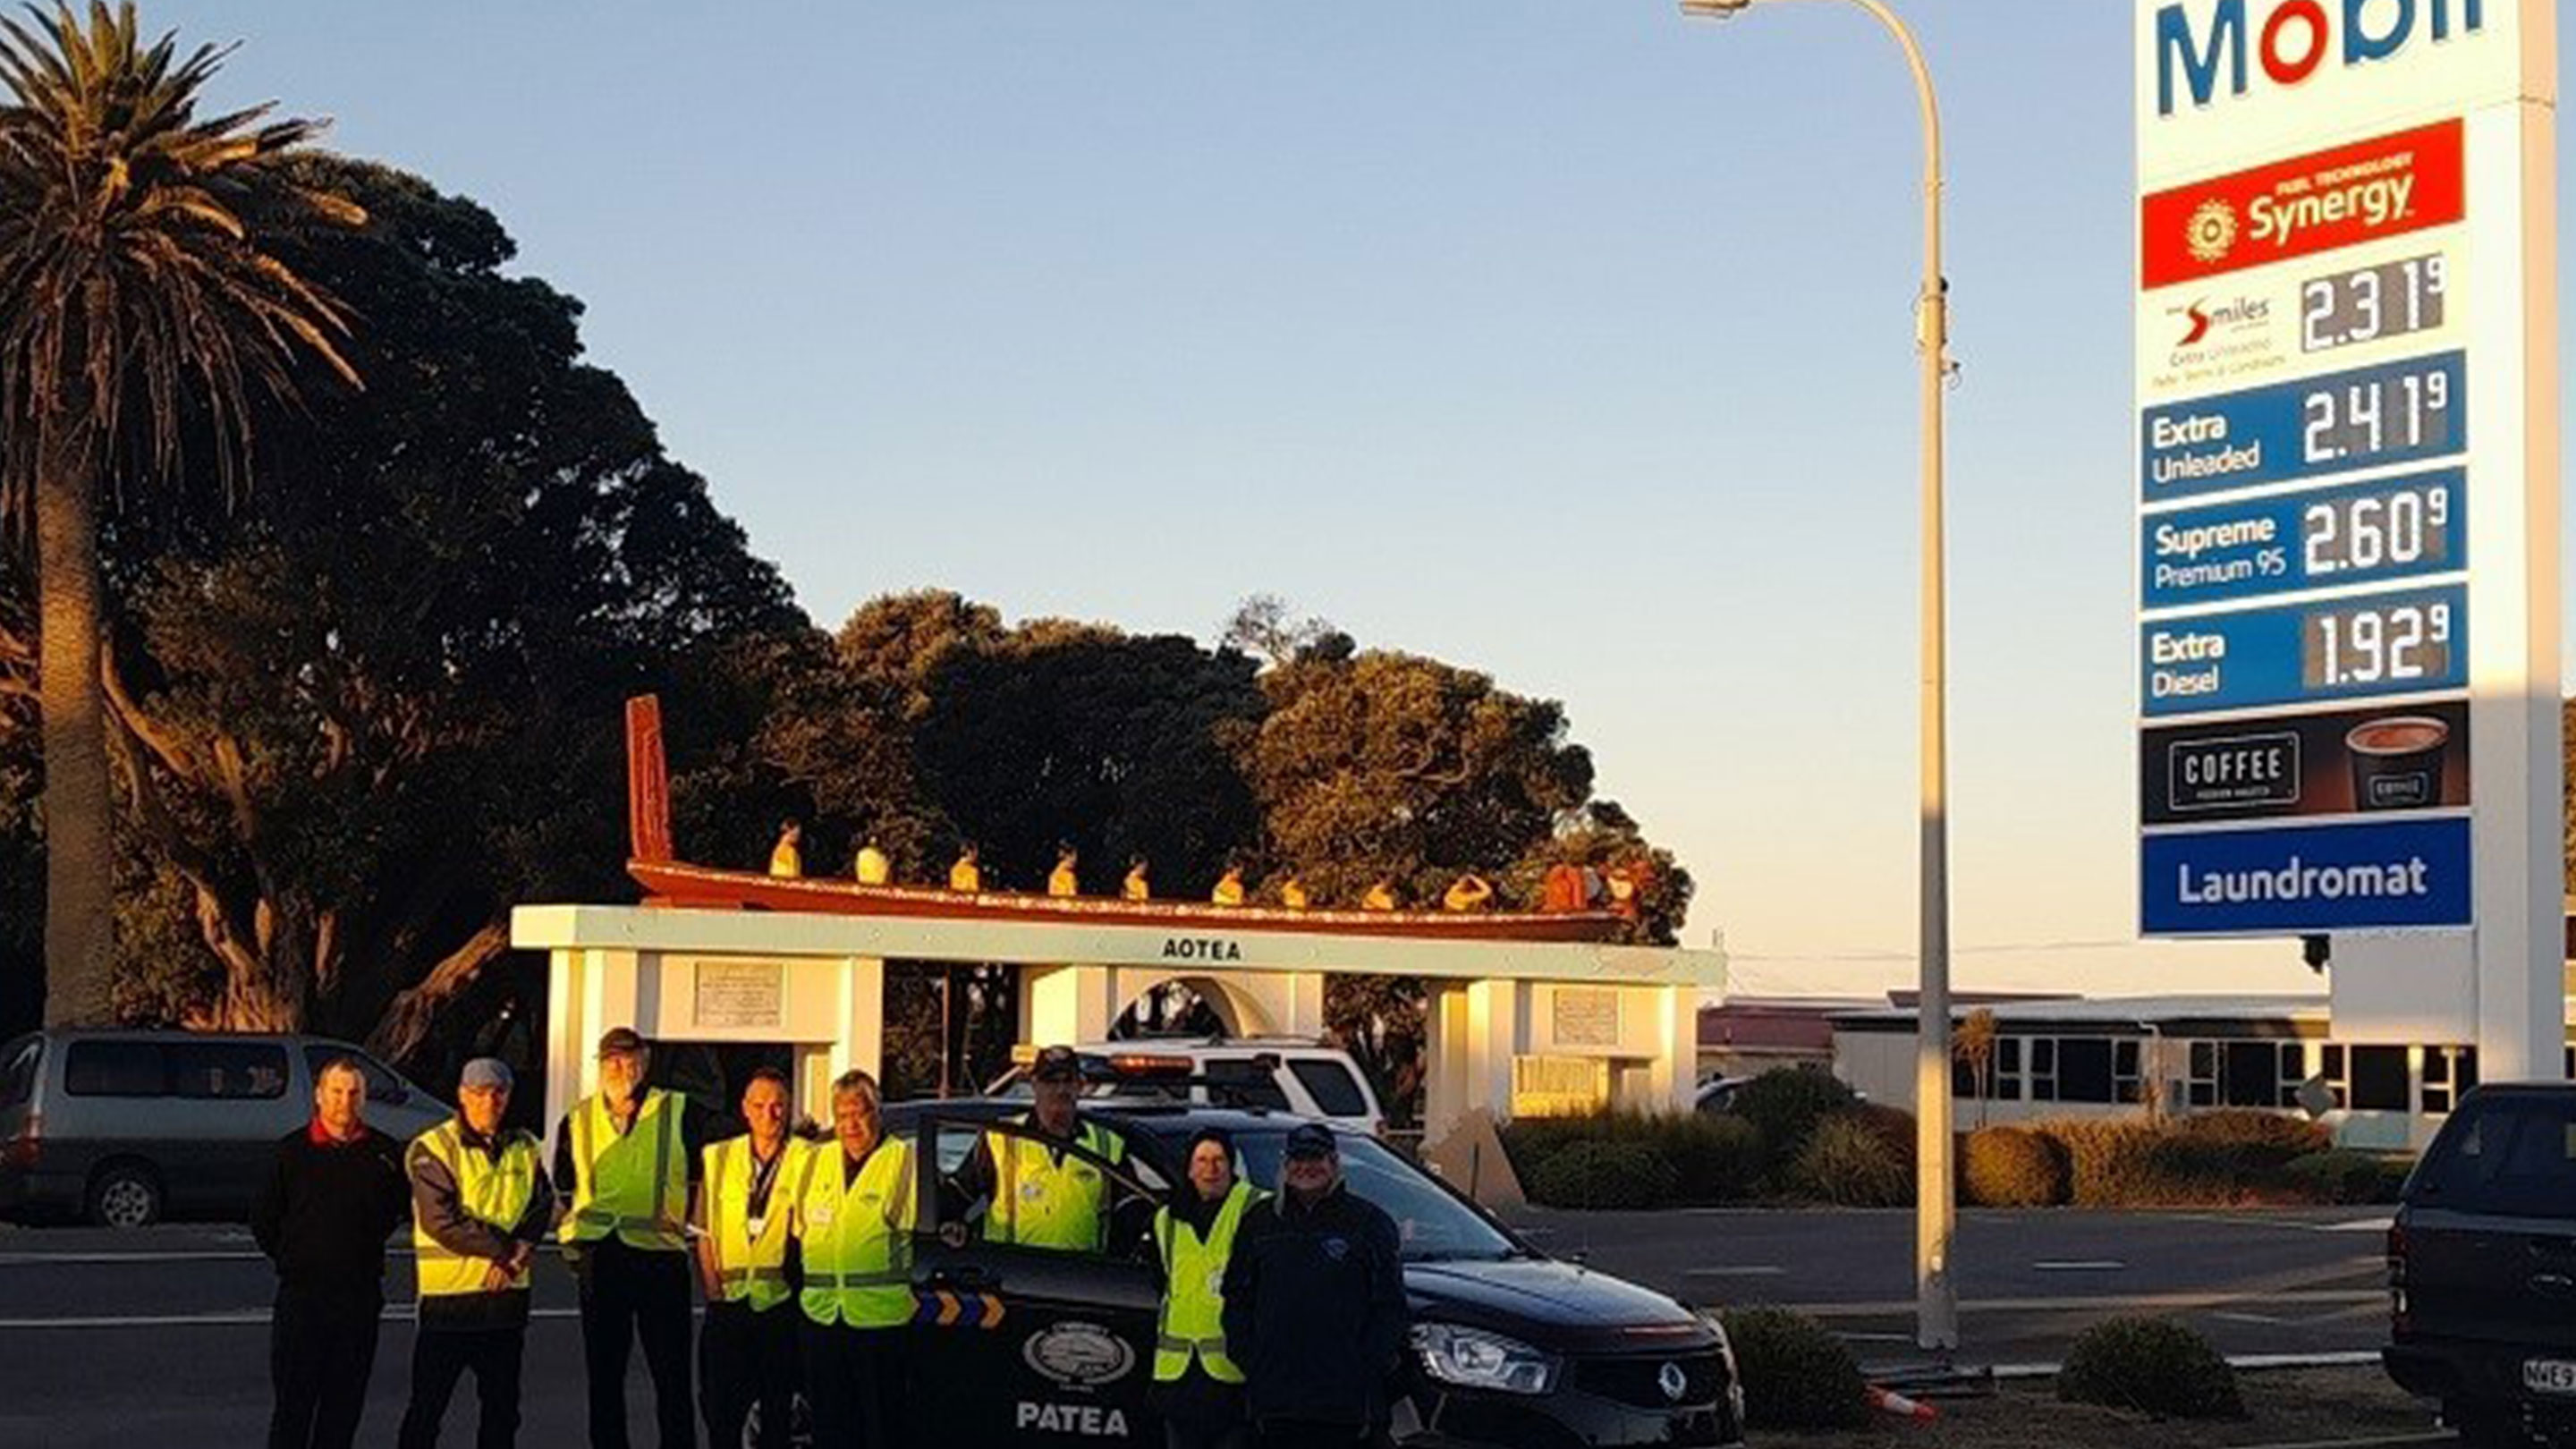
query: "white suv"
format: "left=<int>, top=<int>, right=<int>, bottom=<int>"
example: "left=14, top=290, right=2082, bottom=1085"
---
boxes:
left=987, top=1038, right=1387, bottom=1136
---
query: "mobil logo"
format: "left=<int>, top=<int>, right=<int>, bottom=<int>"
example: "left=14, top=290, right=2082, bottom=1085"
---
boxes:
left=2157, top=0, right=2488, bottom=117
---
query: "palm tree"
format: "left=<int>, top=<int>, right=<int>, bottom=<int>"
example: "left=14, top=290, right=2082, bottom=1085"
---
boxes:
left=0, top=2, right=360, bottom=1024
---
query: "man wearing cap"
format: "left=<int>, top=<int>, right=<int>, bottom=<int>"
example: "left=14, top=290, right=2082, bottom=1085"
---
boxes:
left=398, top=1058, right=552, bottom=1449
left=1222, top=1124, right=1408, bottom=1449
left=554, top=1028, right=701, bottom=1449
left=1152, top=1127, right=1264, bottom=1449
left=946, top=1044, right=1127, bottom=1252
left=695, top=1067, right=806, bottom=1449
left=789, top=1068, right=915, bottom=1449
left=254, top=1055, right=411, bottom=1449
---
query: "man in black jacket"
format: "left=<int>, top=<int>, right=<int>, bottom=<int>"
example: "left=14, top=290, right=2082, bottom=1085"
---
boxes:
left=251, top=1054, right=412, bottom=1449
left=1221, top=1123, right=1408, bottom=1448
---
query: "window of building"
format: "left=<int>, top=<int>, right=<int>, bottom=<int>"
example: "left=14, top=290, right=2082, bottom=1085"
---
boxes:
left=2186, top=1042, right=2218, bottom=1108
left=2422, top=1046, right=2479, bottom=1116
left=2114, top=1040, right=2142, bottom=1106
left=2221, top=1042, right=2281, bottom=1108
left=2055, top=1039, right=2116, bottom=1104
left=2350, top=1046, right=2410, bottom=1111
left=2029, top=1038, right=2057, bottom=1103
left=2318, top=1045, right=2350, bottom=1110
left=2272, top=1042, right=2316, bottom=1109
left=1996, top=1038, right=2023, bottom=1099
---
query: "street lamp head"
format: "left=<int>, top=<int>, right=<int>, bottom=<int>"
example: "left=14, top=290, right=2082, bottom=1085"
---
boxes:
left=1679, top=0, right=1758, bottom=18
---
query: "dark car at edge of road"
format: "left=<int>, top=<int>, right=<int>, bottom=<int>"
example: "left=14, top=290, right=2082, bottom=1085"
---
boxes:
left=2385, top=1082, right=2576, bottom=1448
left=893, top=1100, right=1746, bottom=1449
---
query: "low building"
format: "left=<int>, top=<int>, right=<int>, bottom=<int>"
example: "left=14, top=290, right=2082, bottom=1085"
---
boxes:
left=1831, top=993, right=2507, bottom=1151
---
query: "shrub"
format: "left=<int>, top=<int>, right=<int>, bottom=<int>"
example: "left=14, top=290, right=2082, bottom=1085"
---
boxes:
left=2172, top=1109, right=2332, bottom=1165
left=1964, top=1126, right=2072, bottom=1208
left=2032, top=1119, right=2248, bottom=1208
left=1524, top=1140, right=1680, bottom=1210
left=2056, top=1317, right=2244, bottom=1419
left=1498, top=1115, right=1594, bottom=1180
left=1500, top=1111, right=1765, bottom=1206
left=1719, top=1307, right=1868, bottom=1431
left=1792, top=1113, right=1912, bottom=1208
left=1729, top=1068, right=1859, bottom=1168
left=2283, top=1148, right=2407, bottom=1206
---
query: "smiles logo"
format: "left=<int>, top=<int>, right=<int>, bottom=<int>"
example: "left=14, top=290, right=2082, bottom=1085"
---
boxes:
left=2184, top=199, right=2238, bottom=264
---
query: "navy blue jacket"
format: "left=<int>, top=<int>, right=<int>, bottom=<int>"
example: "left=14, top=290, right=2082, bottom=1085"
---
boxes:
left=1220, top=1182, right=1408, bottom=1428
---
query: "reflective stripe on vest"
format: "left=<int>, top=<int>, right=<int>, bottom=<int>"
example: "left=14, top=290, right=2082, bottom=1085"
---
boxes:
left=1152, top=1182, right=1259, bottom=1384
left=562, top=1088, right=687, bottom=1250
left=411, top=1120, right=540, bottom=1299
left=794, top=1138, right=916, bottom=1329
left=703, top=1134, right=801, bottom=1311
left=986, top=1117, right=1124, bottom=1251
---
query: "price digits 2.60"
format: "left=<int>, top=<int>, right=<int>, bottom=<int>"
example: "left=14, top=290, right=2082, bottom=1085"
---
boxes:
left=2301, top=479, right=2454, bottom=580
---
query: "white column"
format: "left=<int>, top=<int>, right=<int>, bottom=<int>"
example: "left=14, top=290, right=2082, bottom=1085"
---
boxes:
left=1281, top=971, right=1330, bottom=1038
left=543, top=947, right=587, bottom=1159
left=1462, top=979, right=1522, bottom=1123
left=828, top=956, right=886, bottom=1083
left=1020, top=964, right=1119, bottom=1046
left=1644, top=985, right=1697, bottom=1114
left=1421, top=984, right=1466, bottom=1143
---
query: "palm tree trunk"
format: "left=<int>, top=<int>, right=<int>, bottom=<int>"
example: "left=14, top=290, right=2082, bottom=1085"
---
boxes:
left=34, top=420, right=114, bottom=1026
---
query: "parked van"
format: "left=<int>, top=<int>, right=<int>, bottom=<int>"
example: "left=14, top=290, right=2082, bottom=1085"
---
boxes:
left=983, top=1037, right=1388, bottom=1135
left=0, top=1030, right=448, bottom=1227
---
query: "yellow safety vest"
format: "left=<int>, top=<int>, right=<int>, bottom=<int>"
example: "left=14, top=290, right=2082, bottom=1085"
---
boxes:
left=561, top=1088, right=688, bottom=1250
left=792, top=1137, right=916, bottom=1329
left=1153, top=1182, right=1261, bottom=1384
left=411, top=1120, right=541, bottom=1299
left=986, top=1118, right=1126, bottom=1251
left=702, top=1135, right=803, bottom=1312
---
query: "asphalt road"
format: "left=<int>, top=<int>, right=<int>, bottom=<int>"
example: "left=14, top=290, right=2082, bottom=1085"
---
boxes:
left=1502, top=1204, right=2396, bottom=1370
left=0, top=1208, right=2403, bottom=1445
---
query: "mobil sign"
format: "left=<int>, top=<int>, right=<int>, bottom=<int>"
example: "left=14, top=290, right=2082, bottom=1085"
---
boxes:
left=2137, top=1, right=2532, bottom=180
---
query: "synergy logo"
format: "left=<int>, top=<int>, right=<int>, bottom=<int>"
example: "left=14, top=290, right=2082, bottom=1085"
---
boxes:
left=2142, top=118, right=2461, bottom=287
left=2156, top=0, right=2489, bottom=117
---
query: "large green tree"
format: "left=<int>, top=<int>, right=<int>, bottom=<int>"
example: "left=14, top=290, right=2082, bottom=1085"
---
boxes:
left=0, top=3, right=362, bottom=1025
left=7, top=157, right=804, bottom=1065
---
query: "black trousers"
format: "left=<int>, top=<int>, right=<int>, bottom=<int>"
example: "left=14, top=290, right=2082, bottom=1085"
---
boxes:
left=268, top=1291, right=381, bottom=1449
left=577, top=1242, right=696, bottom=1449
left=397, top=1326, right=526, bottom=1449
left=1256, top=1423, right=1369, bottom=1449
left=1167, top=1422, right=1255, bottom=1449
left=699, top=1299, right=799, bottom=1449
left=798, top=1321, right=894, bottom=1449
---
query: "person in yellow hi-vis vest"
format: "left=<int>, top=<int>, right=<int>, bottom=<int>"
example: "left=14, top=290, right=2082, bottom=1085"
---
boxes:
left=946, top=1045, right=1127, bottom=1251
left=791, top=1069, right=915, bottom=1449
left=552, top=1028, right=700, bottom=1449
left=693, top=1069, right=804, bottom=1449
left=397, top=1058, right=551, bottom=1449
left=1151, top=1128, right=1264, bottom=1449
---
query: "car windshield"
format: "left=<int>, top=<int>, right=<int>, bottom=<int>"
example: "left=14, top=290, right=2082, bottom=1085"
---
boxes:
left=1230, top=1133, right=1521, bottom=1264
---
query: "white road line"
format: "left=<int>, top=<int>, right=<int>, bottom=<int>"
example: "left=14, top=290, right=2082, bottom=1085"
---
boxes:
left=0, top=1307, right=582, bottom=1330
left=1775, top=1288, right=2382, bottom=1318
left=2030, top=1259, right=2126, bottom=1271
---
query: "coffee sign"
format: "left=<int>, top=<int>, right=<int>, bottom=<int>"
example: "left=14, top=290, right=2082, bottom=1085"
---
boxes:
left=2133, top=1, right=2552, bottom=937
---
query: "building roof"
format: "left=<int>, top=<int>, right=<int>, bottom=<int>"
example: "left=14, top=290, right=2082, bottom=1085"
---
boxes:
left=1830, top=993, right=2332, bottom=1038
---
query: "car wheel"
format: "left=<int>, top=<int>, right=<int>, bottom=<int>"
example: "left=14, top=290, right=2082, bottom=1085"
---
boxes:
left=87, top=1161, right=162, bottom=1230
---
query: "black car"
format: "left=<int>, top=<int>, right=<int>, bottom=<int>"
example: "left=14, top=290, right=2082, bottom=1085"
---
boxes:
left=2385, top=1083, right=2576, bottom=1447
left=885, top=1100, right=1746, bottom=1448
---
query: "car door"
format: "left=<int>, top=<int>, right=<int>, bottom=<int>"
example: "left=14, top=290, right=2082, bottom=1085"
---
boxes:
left=903, top=1114, right=1165, bottom=1447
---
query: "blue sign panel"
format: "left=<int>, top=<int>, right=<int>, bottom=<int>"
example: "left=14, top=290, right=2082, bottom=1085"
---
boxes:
left=2141, top=585, right=2465, bottom=716
left=2141, top=469, right=2467, bottom=609
left=2140, top=351, right=2465, bottom=502
left=2142, top=816, right=2471, bottom=934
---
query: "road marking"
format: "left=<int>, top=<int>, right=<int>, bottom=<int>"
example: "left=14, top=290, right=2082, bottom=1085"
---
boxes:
left=2213, top=1309, right=2294, bottom=1326
left=0, top=1306, right=582, bottom=1330
left=1767, top=1288, right=2381, bottom=1318
left=2322, top=1216, right=2395, bottom=1234
left=2030, top=1259, right=2125, bottom=1271
left=1684, top=1266, right=1785, bottom=1277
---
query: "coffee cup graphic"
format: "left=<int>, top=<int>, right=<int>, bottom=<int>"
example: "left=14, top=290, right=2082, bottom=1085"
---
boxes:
left=2346, top=716, right=2448, bottom=811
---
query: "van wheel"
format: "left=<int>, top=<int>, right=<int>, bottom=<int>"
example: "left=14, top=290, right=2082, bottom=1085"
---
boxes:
left=87, top=1161, right=162, bottom=1229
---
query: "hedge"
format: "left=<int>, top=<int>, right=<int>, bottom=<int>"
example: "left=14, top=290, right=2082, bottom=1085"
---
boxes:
left=1500, top=1110, right=1763, bottom=1207
left=1719, top=1307, right=1869, bottom=1431
left=1963, top=1125, right=2072, bottom=1208
left=1729, top=1069, right=1859, bottom=1170
left=1524, top=1140, right=1682, bottom=1210
left=2282, top=1148, right=2410, bottom=1206
left=1794, top=1112, right=1912, bottom=1208
left=2057, top=1317, right=2244, bottom=1419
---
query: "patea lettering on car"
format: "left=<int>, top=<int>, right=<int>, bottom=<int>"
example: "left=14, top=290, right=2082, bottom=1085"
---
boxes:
left=1016, top=1402, right=1132, bottom=1436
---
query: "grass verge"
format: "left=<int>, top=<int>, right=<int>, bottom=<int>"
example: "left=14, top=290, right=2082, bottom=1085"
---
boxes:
left=1759, top=1367, right=2434, bottom=1449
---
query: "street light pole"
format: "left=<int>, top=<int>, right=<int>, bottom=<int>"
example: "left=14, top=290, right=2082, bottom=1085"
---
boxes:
left=1680, top=0, right=1956, bottom=1354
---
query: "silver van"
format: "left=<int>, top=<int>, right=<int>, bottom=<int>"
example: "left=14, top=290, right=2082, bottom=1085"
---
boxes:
left=0, top=1030, right=449, bottom=1227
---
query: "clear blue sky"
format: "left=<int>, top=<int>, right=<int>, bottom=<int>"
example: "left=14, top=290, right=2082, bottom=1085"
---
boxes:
left=154, top=2, right=2568, bottom=999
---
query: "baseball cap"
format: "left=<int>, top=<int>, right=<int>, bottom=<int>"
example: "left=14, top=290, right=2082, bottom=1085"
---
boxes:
left=460, top=1057, right=513, bottom=1092
left=1030, top=1045, right=1083, bottom=1084
left=1284, top=1123, right=1338, bottom=1160
left=596, top=1027, right=647, bottom=1059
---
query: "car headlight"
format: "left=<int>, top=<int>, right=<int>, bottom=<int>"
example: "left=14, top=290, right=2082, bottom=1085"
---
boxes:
left=1412, top=1323, right=1560, bottom=1395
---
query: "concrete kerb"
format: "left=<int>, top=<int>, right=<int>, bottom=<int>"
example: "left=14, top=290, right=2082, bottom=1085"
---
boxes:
left=1979, top=1349, right=2385, bottom=1381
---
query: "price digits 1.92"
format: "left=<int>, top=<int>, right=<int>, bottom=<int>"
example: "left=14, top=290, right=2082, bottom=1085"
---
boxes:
left=2306, top=599, right=2453, bottom=689
left=2301, top=479, right=2453, bottom=580
left=2301, top=362, right=2455, bottom=465
left=2301, top=254, right=2446, bottom=352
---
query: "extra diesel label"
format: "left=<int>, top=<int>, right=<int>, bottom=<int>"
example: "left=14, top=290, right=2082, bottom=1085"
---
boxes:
left=2142, top=118, right=2462, bottom=287
left=2140, top=584, right=2466, bottom=716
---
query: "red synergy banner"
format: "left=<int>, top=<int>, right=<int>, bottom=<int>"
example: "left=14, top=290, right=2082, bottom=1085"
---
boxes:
left=2141, top=118, right=2464, bottom=288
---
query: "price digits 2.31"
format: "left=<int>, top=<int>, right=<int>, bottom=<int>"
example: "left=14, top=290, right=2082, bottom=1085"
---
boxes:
left=2301, top=252, right=2446, bottom=353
